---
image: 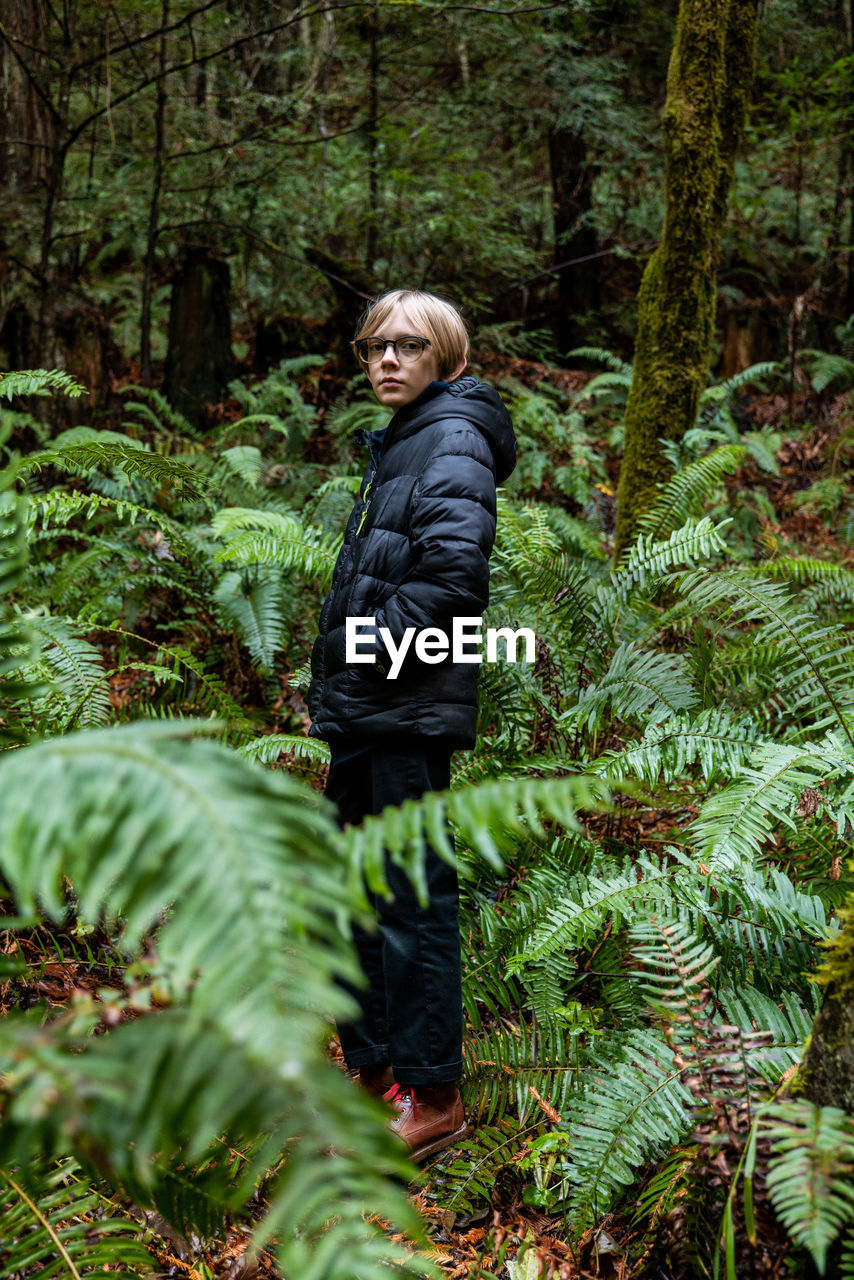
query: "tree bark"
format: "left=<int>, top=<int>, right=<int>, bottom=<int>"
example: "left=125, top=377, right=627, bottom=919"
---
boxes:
left=798, top=903, right=854, bottom=1115
left=549, top=125, right=599, bottom=355
left=141, top=0, right=170, bottom=387
left=163, top=250, right=235, bottom=427
left=614, top=0, right=759, bottom=558
left=0, top=0, right=53, bottom=191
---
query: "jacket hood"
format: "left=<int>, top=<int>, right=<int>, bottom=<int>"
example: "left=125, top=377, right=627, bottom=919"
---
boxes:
left=388, top=376, right=518, bottom=484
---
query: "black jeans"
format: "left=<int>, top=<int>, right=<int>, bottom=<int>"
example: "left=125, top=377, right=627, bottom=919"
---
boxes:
left=325, top=741, right=463, bottom=1087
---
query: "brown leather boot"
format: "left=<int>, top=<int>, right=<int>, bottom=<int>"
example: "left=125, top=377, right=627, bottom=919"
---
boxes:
left=385, top=1082, right=469, bottom=1162
left=357, top=1063, right=395, bottom=1098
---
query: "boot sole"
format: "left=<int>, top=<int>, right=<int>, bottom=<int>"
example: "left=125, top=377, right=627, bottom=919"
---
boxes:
left=410, top=1122, right=471, bottom=1164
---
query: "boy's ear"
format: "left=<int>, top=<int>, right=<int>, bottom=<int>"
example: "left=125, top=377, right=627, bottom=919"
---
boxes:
left=448, top=358, right=467, bottom=381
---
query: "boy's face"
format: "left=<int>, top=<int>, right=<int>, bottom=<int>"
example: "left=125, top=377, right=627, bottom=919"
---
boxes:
left=365, top=302, right=441, bottom=409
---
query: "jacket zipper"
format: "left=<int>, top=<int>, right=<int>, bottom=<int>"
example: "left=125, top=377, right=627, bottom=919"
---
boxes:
left=356, top=471, right=375, bottom=536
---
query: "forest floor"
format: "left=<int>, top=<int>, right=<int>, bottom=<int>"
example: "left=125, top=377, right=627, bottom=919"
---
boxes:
left=4, top=347, right=853, bottom=1279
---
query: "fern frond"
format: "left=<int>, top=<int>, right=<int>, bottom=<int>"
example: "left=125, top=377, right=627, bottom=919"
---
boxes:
left=629, top=915, right=719, bottom=1041
left=557, top=1027, right=693, bottom=1228
left=589, top=708, right=765, bottom=785
left=0, top=721, right=434, bottom=1276
left=762, top=1099, right=854, bottom=1273
left=561, top=641, right=697, bottom=732
left=612, top=517, right=730, bottom=603
left=567, top=346, right=634, bottom=378
left=0, top=488, right=40, bottom=733
left=239, top=733, right=331, bottom=766
left=213, top=507, right=340, bottom=585
left=676, top=568, right=854, bottom=743
left=507, top=849, right=700, bottom=972
left=0, top=1157, right=150, bottom=1276
left=218, top=445, right=264, bottom=488
left=699, top=362, right=778, bottom=404
left=120, top=384, right=197, bottom=436
left=0, top=370, right=86, bottom=401
left=154, top=641, right=253, bottom=730
left=636, top=446, right=745, bottom=543
left=23, top=441, right=207, bottom=503
left=434, top=1121, right=531, bottom=1217
left=719, top=986, right=814, bottom=1083
left=214, top=571, right=286, bottom=674
left=341, top=772, right=610, bottom=902
left=30, top=490, right=196, bottom=559
left=748, top=557, right=854, bottom=614
left=28, top=615, right=112, bottom=728
left=464, top=1013, right=588, bottom=1126
left=692, top=739, right=853, bottom=867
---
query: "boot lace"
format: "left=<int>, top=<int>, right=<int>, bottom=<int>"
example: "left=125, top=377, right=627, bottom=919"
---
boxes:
left=383, top=1082, right=417, bottom=1118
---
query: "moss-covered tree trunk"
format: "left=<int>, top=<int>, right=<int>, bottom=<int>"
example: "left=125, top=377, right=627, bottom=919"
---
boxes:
left=614, top=0, right=759, bottom=557
left=799, top=903, right=854, bottom=1114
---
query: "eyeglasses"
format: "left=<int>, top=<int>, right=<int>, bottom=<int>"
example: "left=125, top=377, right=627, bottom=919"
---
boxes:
left=354, top=335, right=431, bottom=364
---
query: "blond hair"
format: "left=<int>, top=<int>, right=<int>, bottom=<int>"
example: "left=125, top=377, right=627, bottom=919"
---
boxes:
left=353, top=289, right=469, bottom=380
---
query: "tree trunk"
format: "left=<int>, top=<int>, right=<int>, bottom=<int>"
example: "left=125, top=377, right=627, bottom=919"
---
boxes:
left=613, top=0, right=759, bottom=558
left=163, top=250, right=235, bottom=428
left=798, top=904, right=854, bottom=1114
left=0, top=0, right=53, bottom=192
left=549, top=125, right=599, bottom=356
left=365, top=10, right=380, bottom=271
left=141, top=0, right=170, bottom=387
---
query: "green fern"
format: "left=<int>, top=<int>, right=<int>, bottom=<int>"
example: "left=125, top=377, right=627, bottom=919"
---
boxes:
left=214, top=570, right=287, bottom=674
left=31, top=489, right=196, bottom=558
left=120, top=384, right=198, bottom=437
left=26, top=615, right=112, bottom=729
left=636, top=445, right=745, bottom=543
left=762, top=1100, right=854, bottom=1273
left=432, top=1121, right=531, bottom=1217
left=611, top=516, right=730, bottom=605
left=218, top=445, right=265, bottom=488
left=555, top=1026, right=694, bottom=1227
left=23, top=440, right=208, bottom=503
left=567, top=346, right=634, bottom=378
left=561, top=641, right=698, bottom=732
left=589, top=707, right=765, bottom=785
left=239, top=733, right=331, bottom=765
left=213, top=507, right=341, bottom=585
left=0, top=720, right=436, bottom=1277
left=463, top=1012, right=591, bottom=1126
left=719, top=986, right=815, bottom=1084
left=692, top=738, right=853, bottom=868
left=0, top=370, right=87, bottom=401
left=0, top=1157, right=151, bottom=1277
left=0, top=484, right=43, bottom=737
left=340, top=771, right=611, bottom=902
left=676, top=567, right=854, bottom=743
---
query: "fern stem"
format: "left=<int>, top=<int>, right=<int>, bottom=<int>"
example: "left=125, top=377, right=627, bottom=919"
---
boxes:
left=447, top=1121, right=544, bottom=1210
left=0, top=1169, right=84, bottom=1280
left=727, top=578, right=854, bottom=752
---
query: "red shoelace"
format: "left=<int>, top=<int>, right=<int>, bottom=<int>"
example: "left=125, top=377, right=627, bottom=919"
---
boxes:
left=383, top=1082, right=417, bottom=1118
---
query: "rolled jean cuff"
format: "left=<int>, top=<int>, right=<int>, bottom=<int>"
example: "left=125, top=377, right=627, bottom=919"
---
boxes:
left=342, top=1044, right=391, bottom=1070
left=392, top=1058, right=463, bottom=1088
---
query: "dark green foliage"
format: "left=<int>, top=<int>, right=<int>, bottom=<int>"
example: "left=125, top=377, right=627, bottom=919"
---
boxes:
left=0, top=1158, right=150, bottom=1277
left=3, top=337, right=853, bottom=1278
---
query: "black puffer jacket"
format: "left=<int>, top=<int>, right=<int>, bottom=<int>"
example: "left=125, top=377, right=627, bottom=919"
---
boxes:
left=308, top=376, right=517, bottom=749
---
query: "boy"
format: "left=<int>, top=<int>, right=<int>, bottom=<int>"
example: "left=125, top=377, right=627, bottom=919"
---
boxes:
left=309, top=289, right=516, bottom=1159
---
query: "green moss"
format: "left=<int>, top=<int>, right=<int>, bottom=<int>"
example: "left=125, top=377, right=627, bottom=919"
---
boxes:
left=614, top=0, right=759, bottom=557
left=798, top=901, right=854, bottom=1114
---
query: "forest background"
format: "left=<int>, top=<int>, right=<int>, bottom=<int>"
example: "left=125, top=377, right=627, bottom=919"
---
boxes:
left=2, top=0, right=854, bottom=1277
